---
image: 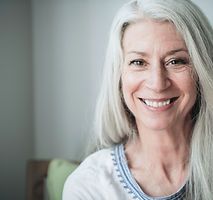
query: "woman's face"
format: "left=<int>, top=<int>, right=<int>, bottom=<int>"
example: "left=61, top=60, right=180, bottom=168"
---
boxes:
left=121, top=19, right=197, bottom=131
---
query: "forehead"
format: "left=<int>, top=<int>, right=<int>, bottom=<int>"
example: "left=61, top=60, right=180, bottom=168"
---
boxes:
left=122, top=19, right=187, bottom=53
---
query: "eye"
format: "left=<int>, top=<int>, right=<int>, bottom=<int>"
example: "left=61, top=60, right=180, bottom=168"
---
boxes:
left=166, top=58, right=188, bottom=66
left=129, top=59, right=146, bottom=67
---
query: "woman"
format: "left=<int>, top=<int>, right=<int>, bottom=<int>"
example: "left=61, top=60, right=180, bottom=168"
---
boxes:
left=63, top=0, right=213, bottom=199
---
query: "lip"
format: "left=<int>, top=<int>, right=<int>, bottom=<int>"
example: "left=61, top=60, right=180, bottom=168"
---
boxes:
left=139, top=96, right=179, bottom=111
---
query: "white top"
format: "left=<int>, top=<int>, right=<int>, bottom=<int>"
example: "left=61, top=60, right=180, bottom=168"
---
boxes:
left=63, top=144, right=186, bottom=200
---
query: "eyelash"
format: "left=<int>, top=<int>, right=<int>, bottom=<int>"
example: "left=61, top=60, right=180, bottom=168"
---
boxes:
left=129, top=59, right=146, bottom=66
left=129, top=58, right=188, bottom=68
left=166, top=58, right=188, bottom=66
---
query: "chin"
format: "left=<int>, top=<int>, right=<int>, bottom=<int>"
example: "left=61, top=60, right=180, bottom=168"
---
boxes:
left=139, top=118, right=174, bottom=131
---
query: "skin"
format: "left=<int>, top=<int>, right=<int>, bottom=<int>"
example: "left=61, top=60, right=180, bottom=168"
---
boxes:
left=121, top=19, right=197, bottom=197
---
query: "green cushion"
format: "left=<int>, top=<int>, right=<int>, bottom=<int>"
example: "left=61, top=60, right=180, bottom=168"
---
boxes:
left=47, top=159, right=79, bottom=200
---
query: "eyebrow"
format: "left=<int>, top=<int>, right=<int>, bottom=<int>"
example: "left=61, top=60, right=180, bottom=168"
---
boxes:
left=166, top=48, right=188, bottom=56
left=126, top=48, right=188, bottom=56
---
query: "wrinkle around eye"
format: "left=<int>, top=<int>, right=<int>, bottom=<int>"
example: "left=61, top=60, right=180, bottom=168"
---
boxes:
left=166, top=64, right=191, bottom=73
left=128, top=59, right=148, bottom=69
left=165, top=58, right=189, bottom=67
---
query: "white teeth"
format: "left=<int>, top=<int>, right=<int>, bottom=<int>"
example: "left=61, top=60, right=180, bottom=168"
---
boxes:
left=144, top=99, right=171, bottom=107
left=158, top=102, right=163, bottom=107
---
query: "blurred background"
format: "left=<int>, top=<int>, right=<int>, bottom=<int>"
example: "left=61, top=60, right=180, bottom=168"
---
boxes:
left=0, top=0, right=212, bottom=199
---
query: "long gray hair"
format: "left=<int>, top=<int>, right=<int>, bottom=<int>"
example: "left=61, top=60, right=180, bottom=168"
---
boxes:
left=91, top=0, right=213, bottom=199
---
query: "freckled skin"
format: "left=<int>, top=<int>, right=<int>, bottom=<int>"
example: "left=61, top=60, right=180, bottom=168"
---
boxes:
left=121, top=19, right=197, bottom=131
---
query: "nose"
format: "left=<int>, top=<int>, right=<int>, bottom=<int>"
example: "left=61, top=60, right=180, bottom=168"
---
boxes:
left=145, top=63, right=171, bottom=92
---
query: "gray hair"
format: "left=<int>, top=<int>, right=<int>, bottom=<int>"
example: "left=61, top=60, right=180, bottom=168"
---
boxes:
left=91, top=0, right=213, bottom=199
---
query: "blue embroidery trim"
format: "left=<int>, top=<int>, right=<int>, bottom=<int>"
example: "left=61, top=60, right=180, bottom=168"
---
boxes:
left=111, top=144, right=186, bottom=200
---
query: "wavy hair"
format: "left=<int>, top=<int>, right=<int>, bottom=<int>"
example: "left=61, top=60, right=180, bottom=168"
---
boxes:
left=91, top=0, right=213, bottom=199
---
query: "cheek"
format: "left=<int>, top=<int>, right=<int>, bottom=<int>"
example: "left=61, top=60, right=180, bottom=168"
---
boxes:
left=176, top=74, right=197, bottom=107
left=121, top=71, right=145, bottom=116
left=121, top=71, right=141, bottom=100
left=121, top=72, right=135, bottom=111
left=172, top=69, right=197, bottom=94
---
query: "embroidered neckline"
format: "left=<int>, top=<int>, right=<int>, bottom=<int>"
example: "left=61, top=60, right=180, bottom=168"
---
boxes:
left=111, top=144, right=186, bottom=200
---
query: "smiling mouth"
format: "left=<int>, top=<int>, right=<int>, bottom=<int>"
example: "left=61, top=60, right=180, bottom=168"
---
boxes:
left=139, top=97, right=179, bottom=108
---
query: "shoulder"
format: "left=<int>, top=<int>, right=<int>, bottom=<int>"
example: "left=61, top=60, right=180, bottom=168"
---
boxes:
left=63, top=147, right=116, bottom=199
left=80, top=147, right=114, bottom=170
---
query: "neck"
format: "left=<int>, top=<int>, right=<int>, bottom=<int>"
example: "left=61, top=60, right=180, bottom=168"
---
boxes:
left=140, top=130, right=189, bottom=167
left=124, top=119, right=192, bottom=197
left=138, top=117, right=190, bottom=163
left=125, top=119, right=192, bottom=184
